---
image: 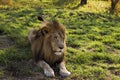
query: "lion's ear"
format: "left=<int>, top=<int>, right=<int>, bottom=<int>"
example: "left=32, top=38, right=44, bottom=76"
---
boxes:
left=41, top=27, right=50, bottom=36
left=38, top=16, right=44, bottom=21
left=52, top=20, right=59, bottom=26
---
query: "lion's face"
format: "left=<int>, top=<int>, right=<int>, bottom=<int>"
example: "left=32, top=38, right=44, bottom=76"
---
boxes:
left=43, top=30, right=65, bottom=56
left=40, top=20, right=66, bottom=56
left=50, top=31, right=65, bottom=55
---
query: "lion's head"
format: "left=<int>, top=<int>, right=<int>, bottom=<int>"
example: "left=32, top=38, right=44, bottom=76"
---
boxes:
left=40, top=21, right=66, bottom=56
left=29, top=16, right=66, bottom=64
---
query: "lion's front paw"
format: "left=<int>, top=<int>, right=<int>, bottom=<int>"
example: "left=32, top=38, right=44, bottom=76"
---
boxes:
left=60, top=69, right=71, bottom=77
left=44, top=69, right=55, bottom=77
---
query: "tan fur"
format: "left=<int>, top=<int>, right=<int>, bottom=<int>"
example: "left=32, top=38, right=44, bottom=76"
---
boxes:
left=28, top=19, right=70, bottom=77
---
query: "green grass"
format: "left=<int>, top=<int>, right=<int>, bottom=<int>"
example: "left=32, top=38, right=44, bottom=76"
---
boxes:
left=0, top=0, right=120, bottom=79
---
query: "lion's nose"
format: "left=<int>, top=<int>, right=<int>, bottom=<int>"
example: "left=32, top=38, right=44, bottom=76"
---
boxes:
left=59, top=46, right=64, bottom=49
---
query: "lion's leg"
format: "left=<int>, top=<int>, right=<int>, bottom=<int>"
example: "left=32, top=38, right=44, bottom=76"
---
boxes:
left=37, top=60, right=55, bottom=77
left=59, top=61, right=71, bottom=77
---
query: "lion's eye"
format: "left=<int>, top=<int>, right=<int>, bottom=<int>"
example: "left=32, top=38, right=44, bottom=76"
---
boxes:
left=54, top=36, right=58, bottom=39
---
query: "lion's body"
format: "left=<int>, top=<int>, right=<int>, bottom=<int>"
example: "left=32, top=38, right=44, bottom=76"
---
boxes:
left=28, top=17, right=70, bottom=77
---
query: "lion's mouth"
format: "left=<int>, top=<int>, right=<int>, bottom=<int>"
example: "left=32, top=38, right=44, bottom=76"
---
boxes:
left=54, top=49, right=63, bottom=55
left=54, top=52, right=62, bottom=55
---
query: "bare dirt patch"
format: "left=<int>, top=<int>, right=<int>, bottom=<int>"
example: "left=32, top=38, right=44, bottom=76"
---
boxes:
left=0, top=59, right=66, bottom=80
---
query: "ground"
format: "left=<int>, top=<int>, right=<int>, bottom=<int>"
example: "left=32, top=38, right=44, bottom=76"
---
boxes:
left=0, top=0, right=120, bottom=80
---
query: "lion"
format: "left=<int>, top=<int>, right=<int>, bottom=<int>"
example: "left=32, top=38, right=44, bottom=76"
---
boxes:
left=28, top=16, right=71, bottom=77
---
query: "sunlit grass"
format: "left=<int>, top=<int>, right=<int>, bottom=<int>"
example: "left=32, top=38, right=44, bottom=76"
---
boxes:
left=83, top=1, right=110, bottom=13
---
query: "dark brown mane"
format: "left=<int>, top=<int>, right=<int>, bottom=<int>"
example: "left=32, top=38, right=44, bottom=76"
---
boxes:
left=40, top=20, right=66, bottom=36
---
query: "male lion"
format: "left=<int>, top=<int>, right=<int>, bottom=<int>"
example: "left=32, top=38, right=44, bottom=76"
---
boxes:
left=28, top=16, right=71, bottom=77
